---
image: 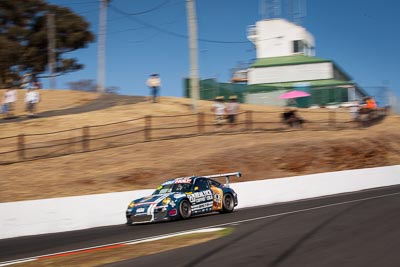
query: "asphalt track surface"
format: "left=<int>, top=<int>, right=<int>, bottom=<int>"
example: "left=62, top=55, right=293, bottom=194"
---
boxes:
left=1, top=185, right=400, bottom=266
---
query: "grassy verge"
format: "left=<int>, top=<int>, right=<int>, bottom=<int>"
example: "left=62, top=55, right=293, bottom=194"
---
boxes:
left=14, top=228, right=233, bottom=267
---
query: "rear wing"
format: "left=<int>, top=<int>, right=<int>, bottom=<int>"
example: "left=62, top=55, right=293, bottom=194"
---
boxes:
left=203, top=172, right=241, bottom=188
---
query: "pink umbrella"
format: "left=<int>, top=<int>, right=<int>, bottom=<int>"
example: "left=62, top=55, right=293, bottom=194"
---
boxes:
left=279, top=90, right=310, bottom=99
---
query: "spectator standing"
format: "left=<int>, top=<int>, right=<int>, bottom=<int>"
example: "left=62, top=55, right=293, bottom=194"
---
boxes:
left=146, top=74, right=161, bottom=103
left=365, top=96, right=377, bottom=109
left=31, top=75, right=42, bottom=90
left=226, top=95, right=240, bottom=127
left=364, top=96, right=378, bottom=121
left=33, top=80, right=42, bottom=89
left=25, top=88, right=40, bottom=116
left=211, top=96, right=226, bottom=130
left=20, top=73, right=32, bottom=89
left=282, top=108, right=293, bottom=127
left=2, top=88, right=17, bottom=118
left=349, top=101, right=360, bottom=121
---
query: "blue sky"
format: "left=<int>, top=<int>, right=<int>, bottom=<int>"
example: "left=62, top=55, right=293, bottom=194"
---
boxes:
left=47, top=0, right=400, bottom=102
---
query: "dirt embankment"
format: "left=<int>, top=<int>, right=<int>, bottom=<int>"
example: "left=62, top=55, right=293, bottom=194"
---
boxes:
left=1, top=116, right=399, bottom=203
left=0, top=91, right=399, bottom=203
left=119, top=126, right=399, bottom=185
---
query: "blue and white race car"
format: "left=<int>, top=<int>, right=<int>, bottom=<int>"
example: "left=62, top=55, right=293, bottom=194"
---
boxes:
left=126, top=172, right=241, bottom=224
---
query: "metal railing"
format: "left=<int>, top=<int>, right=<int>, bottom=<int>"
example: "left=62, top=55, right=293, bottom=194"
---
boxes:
left=0, top=108, right=388, bottom=165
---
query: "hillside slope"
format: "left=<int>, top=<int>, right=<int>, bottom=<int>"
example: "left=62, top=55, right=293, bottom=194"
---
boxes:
left=1, top=90, right=399, bottom=202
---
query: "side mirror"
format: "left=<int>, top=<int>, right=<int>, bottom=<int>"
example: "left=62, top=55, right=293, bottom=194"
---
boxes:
left=194, top=186, right=199, bottom=192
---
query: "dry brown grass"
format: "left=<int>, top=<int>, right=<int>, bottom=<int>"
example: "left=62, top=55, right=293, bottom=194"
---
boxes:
left=3, top=89, right=99, bottom=113
left=0, top=89, right=100, bottom=137
left=14, top=230, right=228, bottom=267
left=1, top=90, right=399, bottom=203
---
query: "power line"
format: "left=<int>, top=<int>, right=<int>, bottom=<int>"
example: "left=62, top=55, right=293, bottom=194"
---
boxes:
left=51, top=1, right=100, bottom=19
left=57, top=1, right=98, bottom=5
left=77, top=8, right=99, bottom=16
left=109, top=4, right=249, bottom=44
left=116, top=31, right=161, bottom=44
left=109, top=25, right=147, bottom=35
left=118, top=0, right=171, bottom=15
left=108, top=19, right=178, bottom=35
left=107, top=0, right=178, bottom=23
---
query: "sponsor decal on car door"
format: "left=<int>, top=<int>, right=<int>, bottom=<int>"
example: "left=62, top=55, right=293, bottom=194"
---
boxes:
left=190, top=189, right=213, bottom=213
left=189, top=178, right=214, bottom=213
left=210, top=186, right=223, bottom=211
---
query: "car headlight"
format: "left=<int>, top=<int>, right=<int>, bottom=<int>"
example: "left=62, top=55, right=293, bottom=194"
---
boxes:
left=162, top=197, right=171, bottom=205
left=128, top=201, right=135, bottom=208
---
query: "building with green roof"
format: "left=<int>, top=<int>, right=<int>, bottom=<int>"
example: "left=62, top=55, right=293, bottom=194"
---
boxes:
left=185, top=18, right=367, bottom=108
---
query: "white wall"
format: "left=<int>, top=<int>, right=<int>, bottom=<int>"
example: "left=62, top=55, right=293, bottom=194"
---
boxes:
left=235, top=165, right=400, bottom=208
left=248, top=19, right=315, bottom=58
left=1, top=165, right=399, bottom=240
left=248, top=62, right=333, bottom=85
left=245, top=90, right=287, bottom=106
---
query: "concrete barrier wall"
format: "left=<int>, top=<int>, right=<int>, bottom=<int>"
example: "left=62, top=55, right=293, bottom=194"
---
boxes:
left=235, top=165, right=400, bottom=208
left=1, top=165, right=399, bottom=239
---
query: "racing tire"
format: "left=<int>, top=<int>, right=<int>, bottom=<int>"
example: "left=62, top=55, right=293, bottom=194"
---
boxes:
left=179, top=199, right=192, bottom=219
left=221, top=193, right=235, bottom=213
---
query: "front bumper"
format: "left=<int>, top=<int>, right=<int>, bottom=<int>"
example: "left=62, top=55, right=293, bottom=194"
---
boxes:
left=126, top=207, right=172, bottom=224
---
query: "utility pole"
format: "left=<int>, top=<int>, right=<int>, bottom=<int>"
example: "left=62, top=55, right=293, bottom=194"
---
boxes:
left=97, top=0, right=108, bottom=93
left=47, top=12, right=56, bottom=89
left=186, top=0, right=200, bottom=112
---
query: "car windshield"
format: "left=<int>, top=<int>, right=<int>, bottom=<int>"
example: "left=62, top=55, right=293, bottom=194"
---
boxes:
left=153, top=183, right=192, bottom=195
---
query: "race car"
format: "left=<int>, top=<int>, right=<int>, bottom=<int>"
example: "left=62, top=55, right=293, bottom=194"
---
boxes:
left=126, top=172, right=241, bottom=224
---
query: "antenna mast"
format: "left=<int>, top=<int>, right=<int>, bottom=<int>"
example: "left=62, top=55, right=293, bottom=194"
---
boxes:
left=285, top=0, right=306, bottom=25
left=260, top=0, right=281, bottom=19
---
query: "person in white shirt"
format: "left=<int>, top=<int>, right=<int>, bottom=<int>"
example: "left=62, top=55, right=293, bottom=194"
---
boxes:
left=146, top=74, right=161, bottom=103
left=25, top=88, right=40, bottom=116
left=2, top=88, right=17, bottom=117
left=211, top=96, right=226, bottom=129
left=349, top=100, right=360, bottom=121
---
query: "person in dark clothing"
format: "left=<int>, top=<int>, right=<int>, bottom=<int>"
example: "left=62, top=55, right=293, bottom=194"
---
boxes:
left=282, top=109, right=304, bottom=128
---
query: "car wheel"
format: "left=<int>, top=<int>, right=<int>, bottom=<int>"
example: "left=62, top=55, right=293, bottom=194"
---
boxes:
left=222, top=194, right=234, bottom=213
left=179, top=199, right=192, bottom=219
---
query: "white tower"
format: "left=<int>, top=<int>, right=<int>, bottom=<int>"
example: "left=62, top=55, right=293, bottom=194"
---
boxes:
left=247, top=18, right=315, bottom=59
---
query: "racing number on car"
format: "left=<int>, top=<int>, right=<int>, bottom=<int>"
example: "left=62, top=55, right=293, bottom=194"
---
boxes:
left=188, top=194, right=195, bottom=203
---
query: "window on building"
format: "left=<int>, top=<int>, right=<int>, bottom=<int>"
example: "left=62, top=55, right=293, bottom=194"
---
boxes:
left=293, top=40, right=305, bottom=54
